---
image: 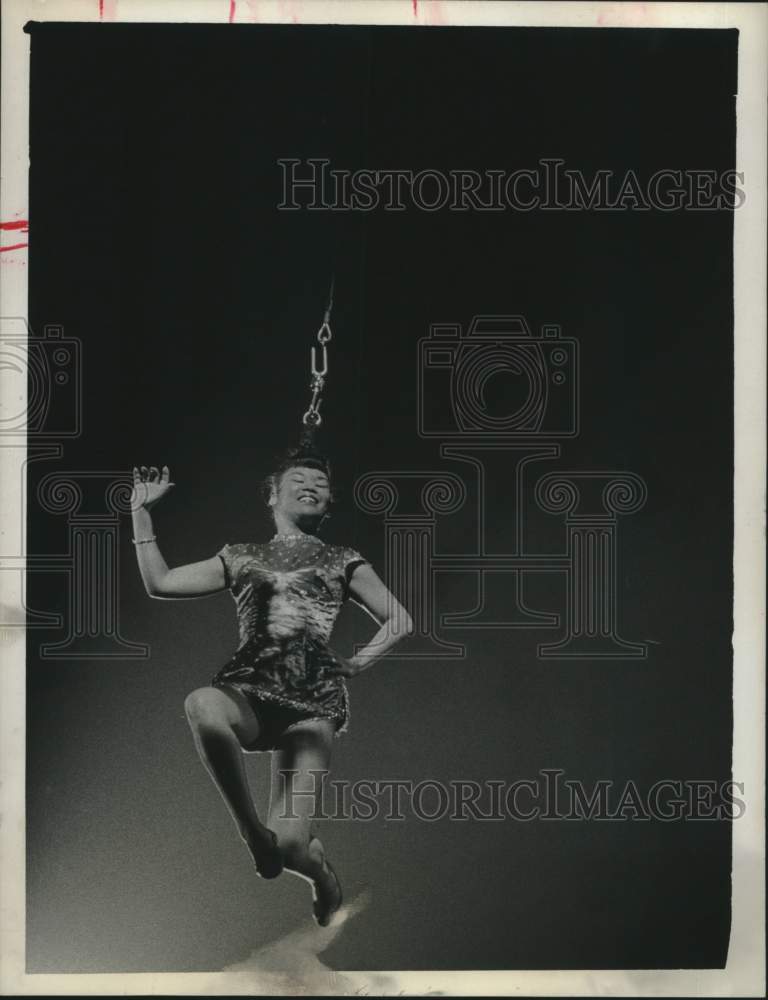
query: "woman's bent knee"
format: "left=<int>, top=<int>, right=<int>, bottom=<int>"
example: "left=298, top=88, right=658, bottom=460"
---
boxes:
left=184, top=687, right=233, bottom=730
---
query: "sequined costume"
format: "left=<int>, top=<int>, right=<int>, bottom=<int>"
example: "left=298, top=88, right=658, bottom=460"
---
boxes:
left=210, top=534, right=368, bottom=751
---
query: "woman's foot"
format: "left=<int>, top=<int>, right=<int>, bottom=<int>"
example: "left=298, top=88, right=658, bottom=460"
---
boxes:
left=246, top=829, right=284, bottom=880
left=312, top=857, right=343, bottom=926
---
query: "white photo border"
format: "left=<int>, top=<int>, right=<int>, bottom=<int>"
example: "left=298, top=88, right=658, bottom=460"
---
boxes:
left=1, top=1, right=765, bottom=995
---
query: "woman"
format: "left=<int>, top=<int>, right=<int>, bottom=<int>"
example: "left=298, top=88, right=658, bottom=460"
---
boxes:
left=130, top=448, right=412, bottom=927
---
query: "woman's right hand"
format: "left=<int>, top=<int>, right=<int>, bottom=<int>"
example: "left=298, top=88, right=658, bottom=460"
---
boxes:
left=132, top=465, right=175, bottom=512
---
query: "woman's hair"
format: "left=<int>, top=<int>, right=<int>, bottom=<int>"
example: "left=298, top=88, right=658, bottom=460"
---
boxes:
left=261, top=438, right=335, bottom=509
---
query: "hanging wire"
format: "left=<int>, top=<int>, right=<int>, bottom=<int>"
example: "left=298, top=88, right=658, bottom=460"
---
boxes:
left=301, top=276, right=335, bottom=438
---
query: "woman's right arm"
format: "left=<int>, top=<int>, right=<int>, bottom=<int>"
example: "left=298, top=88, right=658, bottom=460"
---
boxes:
left=131, top=465, right=226, bottom=599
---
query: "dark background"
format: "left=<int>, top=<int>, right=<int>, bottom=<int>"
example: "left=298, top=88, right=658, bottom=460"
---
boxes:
left=25, top=22, right=736, bottom=972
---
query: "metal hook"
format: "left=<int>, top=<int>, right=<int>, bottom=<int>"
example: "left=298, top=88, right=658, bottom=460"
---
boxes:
left=317, top=320, right=332, bottom=345
left=299, top=275, right=333, bottom=435
left=302, top=401, right=323, bottom=426
left=311, top=343, right=328, bottom=377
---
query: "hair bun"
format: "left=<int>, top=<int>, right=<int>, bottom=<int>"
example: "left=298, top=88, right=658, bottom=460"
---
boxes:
left=263, top=430, right=333, bottom=495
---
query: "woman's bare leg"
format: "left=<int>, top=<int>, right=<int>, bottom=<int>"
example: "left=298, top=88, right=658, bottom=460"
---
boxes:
left=268, top=721, right=342, bottom=924
left=184, top=686, right=282, bottom=877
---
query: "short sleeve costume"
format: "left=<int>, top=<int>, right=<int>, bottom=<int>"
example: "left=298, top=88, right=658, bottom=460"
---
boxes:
left=210, top=534, right=368, bottom=747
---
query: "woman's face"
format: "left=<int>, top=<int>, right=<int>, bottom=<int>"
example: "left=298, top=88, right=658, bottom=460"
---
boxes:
left=272, top=465, right=332, bottom=520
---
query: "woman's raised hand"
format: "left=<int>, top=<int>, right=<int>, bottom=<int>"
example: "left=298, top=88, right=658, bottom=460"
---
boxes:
left=131, top=465, right=175, bottom=511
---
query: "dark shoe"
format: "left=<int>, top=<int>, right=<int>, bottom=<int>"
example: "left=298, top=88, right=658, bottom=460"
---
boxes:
left=312, top=859, right=343, bottom=926
left=252, top=830, right=284, bottom=880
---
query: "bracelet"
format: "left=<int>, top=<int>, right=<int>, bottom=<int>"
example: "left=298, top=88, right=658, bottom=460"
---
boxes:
left=132, top=536, right=157, bottom=545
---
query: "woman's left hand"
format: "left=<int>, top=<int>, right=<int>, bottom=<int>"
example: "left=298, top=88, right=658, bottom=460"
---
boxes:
left=325, top=652, right=362, bottom=678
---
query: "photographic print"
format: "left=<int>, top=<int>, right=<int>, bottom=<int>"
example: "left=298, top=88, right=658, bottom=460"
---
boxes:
left=1, top=1, right=765, bottom=996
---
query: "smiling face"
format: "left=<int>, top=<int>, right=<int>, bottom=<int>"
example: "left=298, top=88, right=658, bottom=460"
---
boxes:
left=270, top=464, right=332, bottom=525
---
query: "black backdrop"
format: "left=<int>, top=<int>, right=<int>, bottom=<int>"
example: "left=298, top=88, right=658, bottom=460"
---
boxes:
left=25, top=22, right=735, bottom=973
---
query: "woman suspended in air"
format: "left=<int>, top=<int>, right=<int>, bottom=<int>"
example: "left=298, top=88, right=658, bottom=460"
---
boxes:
left=130, top=443, right=412, bottom=926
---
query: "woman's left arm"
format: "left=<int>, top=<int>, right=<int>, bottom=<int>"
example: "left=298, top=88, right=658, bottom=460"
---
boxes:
left=330, top=563, right=413, bottom=677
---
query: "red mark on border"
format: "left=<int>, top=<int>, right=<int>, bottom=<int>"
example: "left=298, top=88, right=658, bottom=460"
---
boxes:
left=0, top=220, right=29, bottom=252
left=229, top=0, right=236, bottom=22
left=413, top=0, right=418, bottom=15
